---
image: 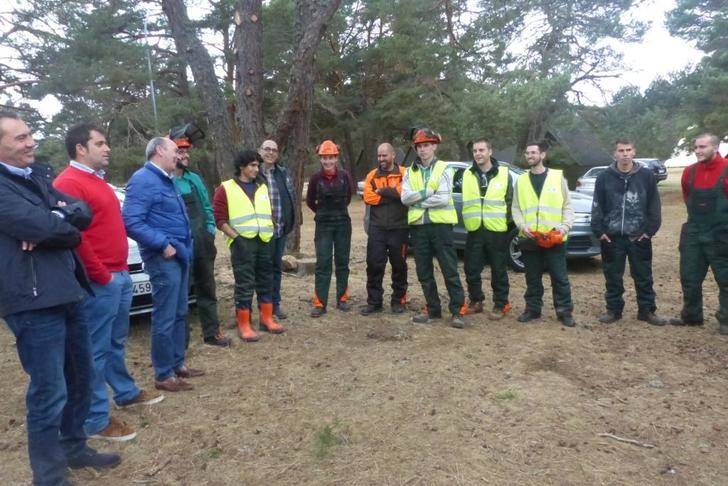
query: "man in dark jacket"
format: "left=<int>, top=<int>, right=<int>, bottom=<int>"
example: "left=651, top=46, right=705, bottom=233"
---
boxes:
left=259, top=139, right=296, bottom=319
left=591, top=138, right=665, bottom=325
left=123, top=137, right=203, bottom=393
left=0, top=111, right=120, bottom=486
left=360, top=143, right=409, bottom=315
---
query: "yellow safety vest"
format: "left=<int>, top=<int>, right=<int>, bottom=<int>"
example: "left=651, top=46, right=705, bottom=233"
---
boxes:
left=515, top=169, right=568, bottom=241
left=461, top=166, right=509, bottom=232
left=222, top=179, right=274, bottom=245
left=406, top=160, right=457, bottom=225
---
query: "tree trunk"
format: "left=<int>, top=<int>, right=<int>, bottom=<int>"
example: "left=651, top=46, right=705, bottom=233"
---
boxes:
left=234, top=0, right=265, bottom=148
left=276, top=0, right=342, bottom=252
left=162, top=0, right=239, bottom=181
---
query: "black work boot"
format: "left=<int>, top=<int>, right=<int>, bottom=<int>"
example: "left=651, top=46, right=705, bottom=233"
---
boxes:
left=559, top=313, right=576, bottom=327
left=638, top=312, right=667, bottom=326
left=599, top=310, right=622, bottom=324
left=517, top=309, right=541, bottom=323
left=359, top=304, right=383, bottom=316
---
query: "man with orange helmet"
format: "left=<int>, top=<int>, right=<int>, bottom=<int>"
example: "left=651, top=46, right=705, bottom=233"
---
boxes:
left=306, top=140, right=355, bottom=317
left=401, top=128, right=467, bottom=328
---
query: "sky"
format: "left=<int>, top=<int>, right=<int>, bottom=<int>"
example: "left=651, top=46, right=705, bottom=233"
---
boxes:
left=2, top=0, right=705, bottom=118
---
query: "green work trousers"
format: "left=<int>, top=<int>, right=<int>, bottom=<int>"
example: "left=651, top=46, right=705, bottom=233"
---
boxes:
left=522, top=243, right=573, bottom=316
left=314, top=219, right=352, bottom=307
left=464, top=227, right=510, bottom=309
left=600, top=235, right=656, bottom=315
left=411, top=223, right=464, bottom=316
left=191, top=230, right=220, bottom=339
left=230, top=236, right=273, bottom=309
left=679, top=226, right=728, bottom=324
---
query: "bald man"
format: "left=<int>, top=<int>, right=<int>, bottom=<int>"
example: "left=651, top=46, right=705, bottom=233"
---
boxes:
left=259, top=139, right=297, bottom=319
left=360, top=143, right=409, bottom=315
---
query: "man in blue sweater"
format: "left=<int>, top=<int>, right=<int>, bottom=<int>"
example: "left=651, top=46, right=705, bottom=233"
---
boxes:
left=123, top=137, right=204, bottom=392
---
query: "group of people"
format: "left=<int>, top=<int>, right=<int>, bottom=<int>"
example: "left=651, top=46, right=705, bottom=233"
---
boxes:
left=0, top=107, right=726, bottom=486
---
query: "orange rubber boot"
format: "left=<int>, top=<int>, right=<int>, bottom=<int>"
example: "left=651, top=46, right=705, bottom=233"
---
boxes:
left=236, top=308, right=260, bottom=342
left=259, top=303, right=286, bottom=334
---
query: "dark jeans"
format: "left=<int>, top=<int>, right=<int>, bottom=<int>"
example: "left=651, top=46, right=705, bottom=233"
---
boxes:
left=601, top=235, right=656, bottom=315
left=522, top=243, right=573, bottom=316
left=190, top=230, right=220, bottom=340
left=78, top=271, right=139, bottom=436
left=314, top=220, right=352, bottom=307
left=464, top=227, right=510, bottom=309
left=145, top=255, right=189, bottom=381
left=5, top=303, right=91, bottom=486
left=366, top=226, right=408, bottom=307
left=679, top=227, right=728, bottom=323
left=230, top=236, right=273, bottom=309
left=411, top=223, right=465, bottom=316
left=270, top=234, right=287, bottom=309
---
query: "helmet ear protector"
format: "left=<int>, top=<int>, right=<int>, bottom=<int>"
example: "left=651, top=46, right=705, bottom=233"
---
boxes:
left=169, top=122, right=206, bottom=147
left=411, top=128, right=442, bottom=145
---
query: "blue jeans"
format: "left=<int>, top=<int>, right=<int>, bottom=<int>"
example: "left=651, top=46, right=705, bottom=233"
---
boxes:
left=270, top=234, right=287, bottom=308
left=5, top=303, right=91, bottom=486
left=144, top=255, right=189, bottom=380
left=79, top=271, right=139, bottom=435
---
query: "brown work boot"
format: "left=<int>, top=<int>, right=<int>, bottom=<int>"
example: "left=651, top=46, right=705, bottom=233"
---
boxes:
left=204, top=329, right=232, bottom=347
left=154, top=376, right=194, bottom=392
left=466, top=300, right=484, bottom=315
left=116, top=389, right=164, bottom=409
left=259, top=302, right=286, bottom=334
left=638, top=312, right=666, bottom=326
left=175, top=365, right=205, bottom=378
left=236, top=308, right=260, bottom=342
left=89, top=416, right=137, bottom=442
left=488, top=303, right=511, bottom=320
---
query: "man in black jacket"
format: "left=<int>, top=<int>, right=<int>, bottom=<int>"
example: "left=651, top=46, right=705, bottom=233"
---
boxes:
left=591, top=138, right=666, bottom=325
left=0, top=111, right=120, bottom=485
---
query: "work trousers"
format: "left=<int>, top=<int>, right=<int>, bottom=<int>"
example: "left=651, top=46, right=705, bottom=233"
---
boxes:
left=522, top=243, right=573, bottom=316
left=314, top=219, right=352, bottom=307
left=189, top=230, right=220, bottom=341
left=270, top=234, right=287, bottom=311
left=679, top=228, right=728, bottom=324
left=464, top=227, right=510, bottom=309
left=230, top=235, right=273, bottom=309
left=411, top=223, right=465, bottom=316
left=366, top=226, right=408, bottom=307
left=601, top=235, right=656, bottom=315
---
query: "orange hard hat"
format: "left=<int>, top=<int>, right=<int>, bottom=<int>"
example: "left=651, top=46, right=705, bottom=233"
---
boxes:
left=317, top=140, right=339, bottom=156
left=412, top=128, right=442, bottom=145
left=173, top=137, right=192, bottom=149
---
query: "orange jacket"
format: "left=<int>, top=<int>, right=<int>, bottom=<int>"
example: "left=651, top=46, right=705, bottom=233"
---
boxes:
left=363, top=164, right=405, bottom=205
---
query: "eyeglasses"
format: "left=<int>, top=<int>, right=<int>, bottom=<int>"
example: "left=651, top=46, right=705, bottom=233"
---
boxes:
left=261, top=147, right=278, bottom=153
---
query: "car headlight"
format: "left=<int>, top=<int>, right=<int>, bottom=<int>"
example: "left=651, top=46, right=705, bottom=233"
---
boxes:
left=574, top=212, right=591, bottom=223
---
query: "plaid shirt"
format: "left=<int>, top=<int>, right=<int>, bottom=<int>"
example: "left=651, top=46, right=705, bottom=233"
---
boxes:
left=263, top=165, right=283, bottom=237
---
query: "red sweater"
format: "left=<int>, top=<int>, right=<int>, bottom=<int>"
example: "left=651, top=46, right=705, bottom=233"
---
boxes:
left=681, top=153, right=728, bottom=201
left=54, top=166, right=129, bottom=284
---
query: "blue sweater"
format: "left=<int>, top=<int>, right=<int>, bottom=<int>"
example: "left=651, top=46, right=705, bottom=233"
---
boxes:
left=122, top=162, right=192, bottom=263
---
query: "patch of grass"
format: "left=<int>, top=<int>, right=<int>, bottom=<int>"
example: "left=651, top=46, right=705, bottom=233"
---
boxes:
left=313, top=420, right=348, bottom=458
left=494, top=389, right=517, bottom=401
left=205, top=447, right=223, bottom=460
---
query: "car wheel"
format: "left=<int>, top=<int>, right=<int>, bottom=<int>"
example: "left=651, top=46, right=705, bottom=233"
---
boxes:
left=507, top=227, right=525, bottom=272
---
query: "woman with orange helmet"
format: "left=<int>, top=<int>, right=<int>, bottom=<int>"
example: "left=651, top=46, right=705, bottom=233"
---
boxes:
left=306, top=140, right=355, bottom=317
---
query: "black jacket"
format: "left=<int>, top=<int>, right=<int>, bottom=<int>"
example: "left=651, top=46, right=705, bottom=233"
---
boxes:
left=0, top=164, right=90, bottom=317
left=591, top=162, right=661, bottom=238
left=271, top=164, right=297, bottom=236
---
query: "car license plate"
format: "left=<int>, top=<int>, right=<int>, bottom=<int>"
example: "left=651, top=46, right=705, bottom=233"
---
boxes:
left=133, top=281, right=152, bottom=296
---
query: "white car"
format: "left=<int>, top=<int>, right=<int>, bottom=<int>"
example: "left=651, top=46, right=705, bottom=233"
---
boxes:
left=112, top=186, right=194, bottom=315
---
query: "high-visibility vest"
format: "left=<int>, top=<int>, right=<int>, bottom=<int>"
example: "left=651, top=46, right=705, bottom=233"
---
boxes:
left=461, top=166, right=509, bottom=232
left=222, top=179, right=274, bottom=245
left=515, top=169, right=568, bottom=241
left=406, top=160, right=457, bottom=225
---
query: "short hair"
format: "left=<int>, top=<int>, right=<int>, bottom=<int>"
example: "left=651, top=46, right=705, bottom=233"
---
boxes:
left=471, top=138, right=492, bottom=150
left=145, top=137, right=169, bottom=160
left=233, top=149, right=263, bottom=175
left=694, top=133, right=720, bottom=146
left=65, top=123, right=104, bottom=158
left=0, top=110, right=21, bottom=139
left=526, top=140, right=549, bottom=153
left=614, top=138, right=635, bottom=148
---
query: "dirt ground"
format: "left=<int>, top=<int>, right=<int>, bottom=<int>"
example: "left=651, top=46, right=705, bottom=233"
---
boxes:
left=2, top=169, right=728, bottom=485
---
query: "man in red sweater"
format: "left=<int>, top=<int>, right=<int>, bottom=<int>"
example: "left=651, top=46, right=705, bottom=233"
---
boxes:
left=54, top=123, right=163, bottom=442
left=671, top=133, right=728, bottom=334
